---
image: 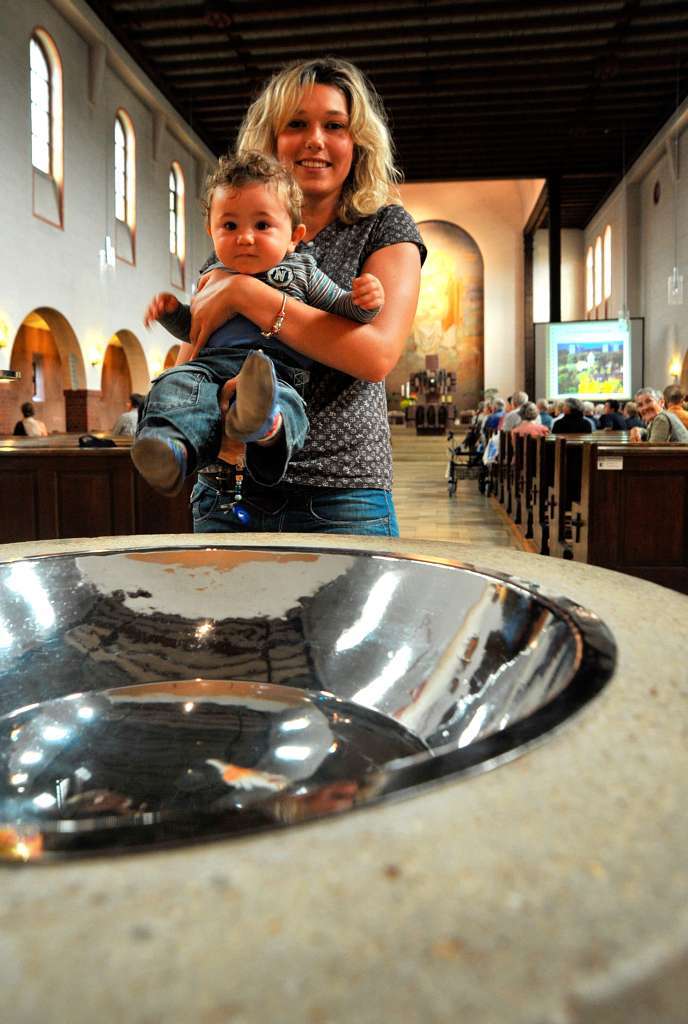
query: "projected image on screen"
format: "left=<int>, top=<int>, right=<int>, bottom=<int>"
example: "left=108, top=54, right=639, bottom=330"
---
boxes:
left=546, top=321, right=631, bottom=400
left=557, top=340, right=624, bottom=395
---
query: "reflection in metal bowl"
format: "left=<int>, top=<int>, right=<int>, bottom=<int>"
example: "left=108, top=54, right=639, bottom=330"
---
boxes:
left=0, top=545, right=615, bottom=860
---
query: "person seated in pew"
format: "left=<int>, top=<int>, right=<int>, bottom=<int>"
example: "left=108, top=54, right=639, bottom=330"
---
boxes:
left=481, top=397, right=505, bottom=440
left=629, top=387, right=688, bottom=443
left=502, top=391, right=533, bottom=431
left=111, top=393, right=144, bottom=436
left=663, top=385, right=688, bottom=429
left=623, top=400, right=643, bottom=429
left=598, top=398, right=628, bottom=431
left=551, top=400, right=565, bottom=425
left=511, top=402, right=550, bottom=438
left=13, top=401, right=48, bottom=437
left=582, top=401, right=598, bottom=430
left=536, top=399, right=553, bottom=430
left=551, top=397, right=592, bottom=434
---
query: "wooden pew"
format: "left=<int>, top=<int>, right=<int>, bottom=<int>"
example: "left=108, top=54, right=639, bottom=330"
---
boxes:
left=0, top=439, right=194, bottom=542
left=513, top=434, right=539, bottom=539
left=510, top=431, right=524, bottom=526
left=570, top=442, right=688, bottom=593
left=500, top=430, right=513, bottom=511
left=510, top=433, right=542, bottom=535
left=531, top=435, right=557, bottom=555
left=548, top=433, right=629, bottom=559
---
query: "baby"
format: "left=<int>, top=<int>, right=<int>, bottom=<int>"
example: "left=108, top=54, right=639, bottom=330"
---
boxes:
left=133, top=151, right=384, bottom=496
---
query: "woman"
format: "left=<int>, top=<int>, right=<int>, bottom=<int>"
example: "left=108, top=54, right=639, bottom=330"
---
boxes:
left=187, top=58, right=426, bottom=535
left=511, top=402, right=549, bottom=438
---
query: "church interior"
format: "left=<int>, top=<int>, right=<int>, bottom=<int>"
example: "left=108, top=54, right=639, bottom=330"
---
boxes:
left=1, top=3, right=687, bottom=1022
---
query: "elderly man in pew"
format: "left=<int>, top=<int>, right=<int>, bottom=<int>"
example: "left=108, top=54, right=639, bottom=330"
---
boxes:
left=663, top=385, right=688, bottom=429
left=630, top=388, right=688, bottom=444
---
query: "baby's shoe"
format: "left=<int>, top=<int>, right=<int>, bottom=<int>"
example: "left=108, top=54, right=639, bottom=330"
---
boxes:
left=225, top=350, right=281, bottom=443
left=131, top=435, right=188, bottom=496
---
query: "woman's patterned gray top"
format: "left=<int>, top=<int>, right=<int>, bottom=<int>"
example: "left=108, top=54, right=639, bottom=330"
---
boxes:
left=285, top=204, right=426, bottom=490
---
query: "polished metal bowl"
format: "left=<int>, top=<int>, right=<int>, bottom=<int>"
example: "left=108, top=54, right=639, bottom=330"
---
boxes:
left=0, top=545, right=615, bottom=861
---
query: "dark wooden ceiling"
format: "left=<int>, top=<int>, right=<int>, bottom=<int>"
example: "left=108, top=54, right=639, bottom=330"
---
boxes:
left=84, top=0, right=688, bottom=228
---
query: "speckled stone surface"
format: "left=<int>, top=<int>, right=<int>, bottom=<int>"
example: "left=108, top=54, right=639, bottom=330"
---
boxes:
left=1, top=534, right=687, bottom=1024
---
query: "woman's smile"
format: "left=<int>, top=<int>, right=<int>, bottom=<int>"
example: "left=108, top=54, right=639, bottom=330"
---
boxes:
left=276, top=83, right=354, bottom=205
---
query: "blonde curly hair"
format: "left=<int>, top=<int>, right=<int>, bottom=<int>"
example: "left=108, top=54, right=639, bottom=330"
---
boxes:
left=236, top=58, right=402, bottom=224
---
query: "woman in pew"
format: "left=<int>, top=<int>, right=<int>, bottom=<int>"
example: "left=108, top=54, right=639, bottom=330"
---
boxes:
left=629, top=388, right=688, bottom=443
left=511, top=402, right=550, bottom=438
left=622, top=400, right=643, bottom=430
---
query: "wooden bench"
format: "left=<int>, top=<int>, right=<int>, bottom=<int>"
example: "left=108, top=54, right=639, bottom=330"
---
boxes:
left=570, top=442, right=688, bottom=593
left=478, top=426, right=688, bottom=592
left=547, top=434, right=630, bottom=559
left=0, top=438, right=194, bottom=542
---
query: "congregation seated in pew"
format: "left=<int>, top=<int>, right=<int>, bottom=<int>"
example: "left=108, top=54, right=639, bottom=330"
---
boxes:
left=473, top=383, right=688, bottom=593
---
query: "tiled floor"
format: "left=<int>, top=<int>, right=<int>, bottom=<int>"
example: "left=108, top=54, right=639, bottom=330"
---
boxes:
left=391, top=426, right=524, bottom=549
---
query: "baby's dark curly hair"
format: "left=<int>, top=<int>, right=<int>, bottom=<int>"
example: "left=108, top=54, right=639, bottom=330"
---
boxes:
left=201, top=151, right=303, bottom=227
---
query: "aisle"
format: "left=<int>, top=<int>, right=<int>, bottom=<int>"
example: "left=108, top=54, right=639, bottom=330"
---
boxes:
left=390, top=426, right=524, bottom=548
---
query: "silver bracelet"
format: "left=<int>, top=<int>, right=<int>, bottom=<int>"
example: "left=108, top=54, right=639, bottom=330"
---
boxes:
left=261, top=293, right=288, bottom=338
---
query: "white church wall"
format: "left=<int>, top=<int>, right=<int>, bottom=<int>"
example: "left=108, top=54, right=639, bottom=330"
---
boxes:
left=0, top=0, right=215, bottom=390
left=584, top=101, right=688, bottom=390
left=532, top=229, right=585, bottom=325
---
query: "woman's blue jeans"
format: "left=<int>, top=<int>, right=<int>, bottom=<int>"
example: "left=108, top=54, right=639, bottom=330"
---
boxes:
left=191, top=479, right=399, bottom=537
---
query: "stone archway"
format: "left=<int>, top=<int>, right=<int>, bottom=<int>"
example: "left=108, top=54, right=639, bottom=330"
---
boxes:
left=2, top=307, right=87, bottom=434
left=96, top=329, right=150, bottom=432
left=111, top=329, right=149, bottom=394
left=391, top=220, right=485, bottom=411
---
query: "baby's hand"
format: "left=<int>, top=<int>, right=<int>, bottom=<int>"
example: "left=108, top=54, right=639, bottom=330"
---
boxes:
left=351, top=273, right=385, bottom=311
left=144, top=292, right=179, bottom=327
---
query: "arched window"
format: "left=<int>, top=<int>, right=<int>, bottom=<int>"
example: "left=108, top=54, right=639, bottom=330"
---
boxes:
left=29, top=29, right=63, bottom=227
left=169, top=162, right=185, bottom=288
left=114, top=110, right=136, bottom=263
left=114, top=116, right=127, bottom=222
left=585, top=246, right=594, bottom=315
left=603, top=224, right=612, bottom=301
left=594, top=235, right=603, bottom=310
left=30, top=37, right=51, bottom=174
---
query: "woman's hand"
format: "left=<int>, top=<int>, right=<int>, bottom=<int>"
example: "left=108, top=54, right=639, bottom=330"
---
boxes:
left=629, top=426, right=644, bottom=444
left=188, top=271, right=244, bottom=359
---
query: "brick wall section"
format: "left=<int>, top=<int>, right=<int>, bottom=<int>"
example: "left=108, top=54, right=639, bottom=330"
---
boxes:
left=64, top=390, right=103, bottom=433
left=0, top=379, right=23, bottom=434
left=0, top=325, right=65, bottom=434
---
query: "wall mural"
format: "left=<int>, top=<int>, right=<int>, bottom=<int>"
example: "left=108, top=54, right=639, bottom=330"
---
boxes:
left=389, top=220, right=484, bottom=410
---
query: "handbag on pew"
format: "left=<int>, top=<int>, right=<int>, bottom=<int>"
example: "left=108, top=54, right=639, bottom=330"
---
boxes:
left=78, top=434, right=116, bottom=448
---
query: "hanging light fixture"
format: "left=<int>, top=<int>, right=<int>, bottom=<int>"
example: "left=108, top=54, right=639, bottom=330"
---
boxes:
left=618, top=135, right=631, bottom=334
left=668, top=62, right=683, bottom=306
